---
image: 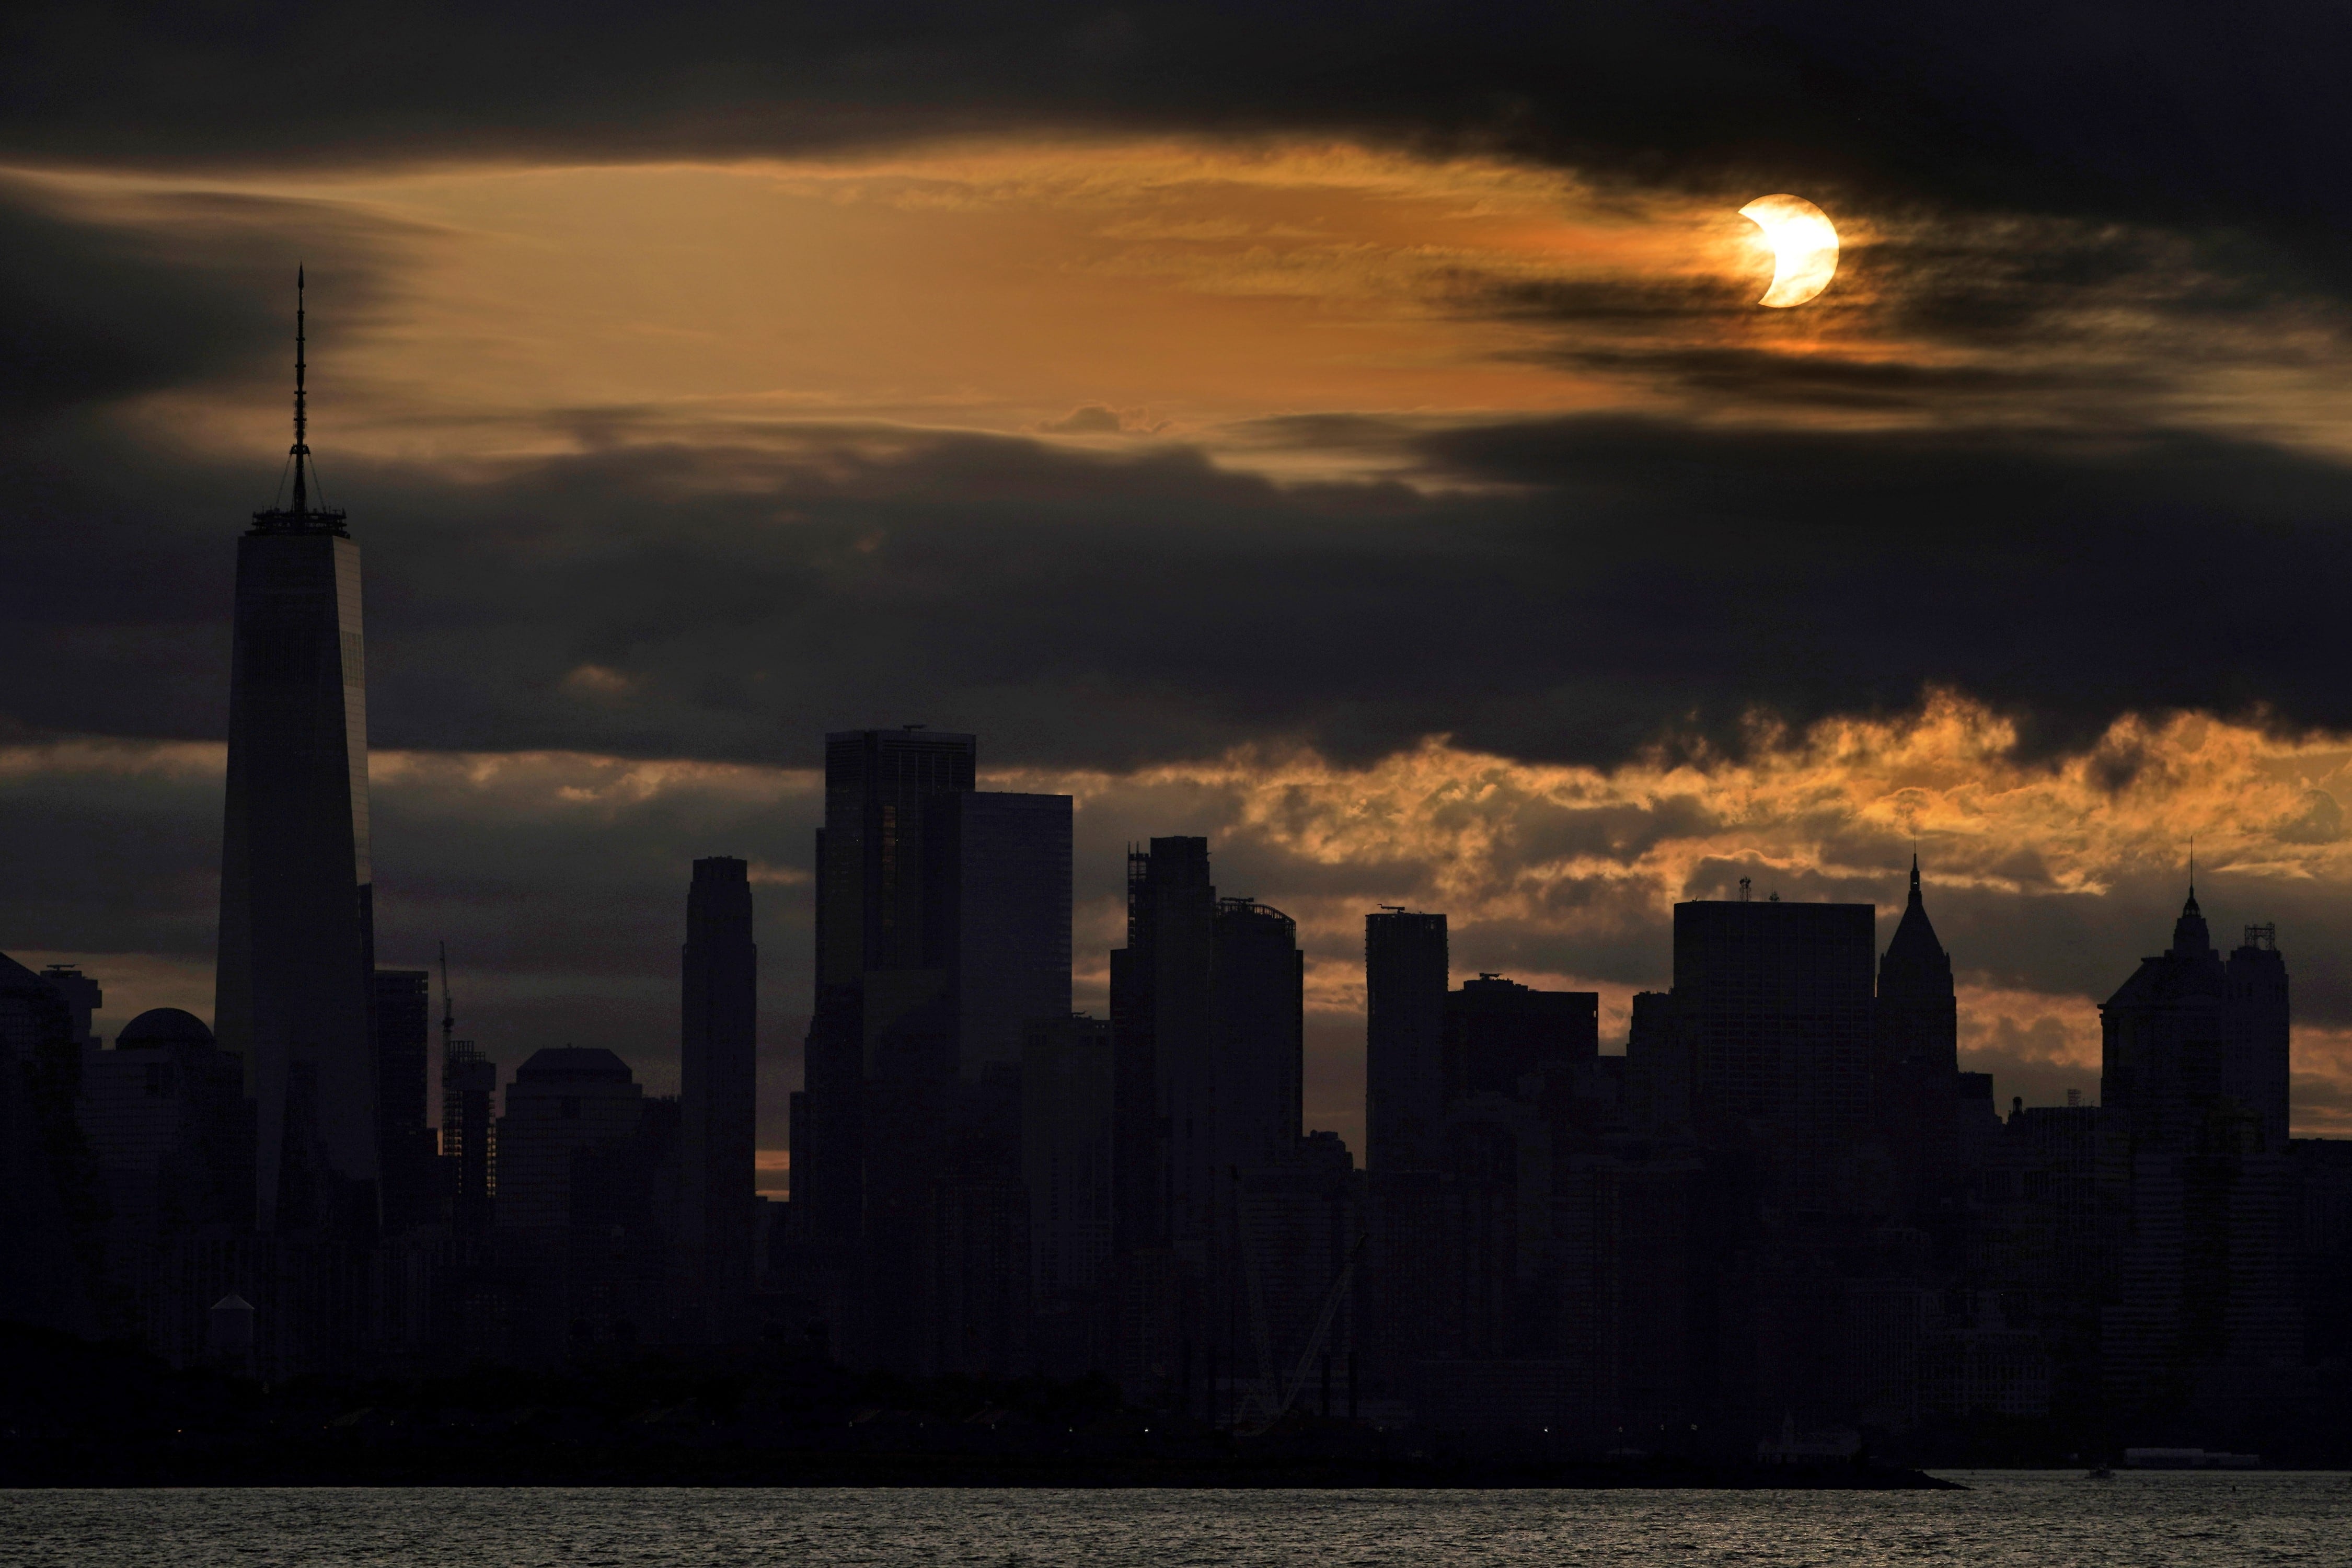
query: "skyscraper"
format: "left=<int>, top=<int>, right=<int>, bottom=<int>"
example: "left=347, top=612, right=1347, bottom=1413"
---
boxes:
left=1874, top=858, right=1959, bottom=1226
left=214, top=273, right=377, bottom=1236
left=1673, top=894, right=1875, bottom=1200
left=372, top=969, right=433, bottom=1232
left=1442, top=973, right=1599, bottom=1103
left=1365, top=909, right=1447, bottom=1172
left=940, top=791, right=1073, bottom=1076
left=795, top=727, right=1073, bottom=1368
left=1209, top=897, right=1305, bottom=1179
left=2099, top=889, right=2301, bottom=1409
left=680, top=855, right=757, bottom=1342
left=1111, top=836, right=1215, bottom=1256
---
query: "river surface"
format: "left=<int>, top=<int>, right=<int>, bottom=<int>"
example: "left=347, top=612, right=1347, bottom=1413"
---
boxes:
left=5, top=1471, right=2347, bottom=1566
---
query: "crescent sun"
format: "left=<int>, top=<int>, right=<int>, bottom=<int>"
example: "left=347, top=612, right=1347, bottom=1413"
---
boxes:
left=1739, top=194, right=1839, bottom=308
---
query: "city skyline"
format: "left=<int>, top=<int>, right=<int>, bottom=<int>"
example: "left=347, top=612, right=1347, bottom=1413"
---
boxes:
left=13, top=5, right=2352, bottom=1180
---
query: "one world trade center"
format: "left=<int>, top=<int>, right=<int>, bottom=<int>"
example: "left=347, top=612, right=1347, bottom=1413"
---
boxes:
left=214, top=271, right=377, bottom=1236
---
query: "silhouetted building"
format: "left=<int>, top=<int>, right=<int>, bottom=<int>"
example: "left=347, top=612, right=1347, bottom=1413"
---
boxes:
left=1024, top=1014, right=1114, bottom=1374
left=495, top=1047, right=645, bottom=1236
left=372, top=970, right=436, bottom=1233
left=2100, top=889, right=2301, bottom=1414
left=941, top=791, right=1074, bottom=1076
left=441, top=1041, right=498, bottom=1236
left=0, top=950, right=103, bottom=1334
left=1365, top=909, right=1447, bottom=1172
left=214, top=277, right=377, bottom=1237
left=1674, top=894, right=1875, bottom=1207
left=1211, top=898, right=1305, bottom=1180
left=40, top=964, right=101, bottom=1049
left=796, top=728, right=1073, bottom=1370
left=75, top=1007, right=258, bottom=1350
left=570, top=1096, right=685, bottom=1347
left=1443, top=974, right=1598, bottom=1103
left=679, top=856, right=757, bottom=1343
left=1874, top=859, right=1961, bottom=1230
left=1111, top=836, right=1214, bottom=1266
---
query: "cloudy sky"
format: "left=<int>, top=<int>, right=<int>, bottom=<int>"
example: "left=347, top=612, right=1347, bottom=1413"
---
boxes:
left=9, top=2, right=2352, bottom=1173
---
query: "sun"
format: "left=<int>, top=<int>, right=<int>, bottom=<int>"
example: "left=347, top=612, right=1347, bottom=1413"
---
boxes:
left=1739, top=194, right=1839, bottom=308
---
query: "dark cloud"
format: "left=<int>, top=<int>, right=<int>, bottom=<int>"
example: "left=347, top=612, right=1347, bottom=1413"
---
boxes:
left=4, top=4, right=2350, bottom=296
left=11, top=402, right=2352, bottom=779
left=0, top=178, right=405, bottom=420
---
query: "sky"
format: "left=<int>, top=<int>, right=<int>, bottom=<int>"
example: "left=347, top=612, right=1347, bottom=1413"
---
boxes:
left=9, top=2, right=2352, bottom=1174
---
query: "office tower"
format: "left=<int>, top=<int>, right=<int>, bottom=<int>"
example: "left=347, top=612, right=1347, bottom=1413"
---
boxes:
left=1111, top=836, right=1216, bottom=1257
left=940, top=791, right=1073, bottom=1076
left=1365, top=909, right=1447, bottom=1172
left=1874, top=858, right=1959, bottom=1225
left=214, top=274, right=377, bottom=1235
left=1443, top=973, right=1599, bottom=1104
left=798, top=727, right=1075, bottom=1369
left=798, top=729, right=977, bottom=1265
left=2100, top=888, right=2282, bottom=1151
left=1672, top=895, right=1875, bottom=1186
left=39, top=965, right=101, bottom=1048
left=1023, top=1014, right=1115, bottom=1312
left=1210, top=897, right=1305, bottom=1176
left=569, top=1095, right=685, bottom=1347
left=2227, top=924, right=2290, bottom=1151
left=371, top=970, right=434, bottom=1232
left=442, top=1041, right=499, bottom=1236
left=493, top=1048, right=646, bottom=1235
left=815, top=727, right=978, bottom=986
left=77, top=1008, right=256, bottom=1235
left=1624, top=990, right=1689, bottom=1129
left=0, top=950, right=101, bottom=1334
left=679, top=856, right=757, bottom=1342
left=2099, top=889, right=2301, bottom=1409
left=74, top=1008, right=258, bottom=1348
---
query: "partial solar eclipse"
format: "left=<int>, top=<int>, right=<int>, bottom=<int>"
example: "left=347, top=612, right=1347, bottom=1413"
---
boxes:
left=1739, top=194, right=1839, bottom=307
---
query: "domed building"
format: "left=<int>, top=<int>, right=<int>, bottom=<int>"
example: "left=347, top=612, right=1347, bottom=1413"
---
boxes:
left=76, top=1004, right=256, bottom=1259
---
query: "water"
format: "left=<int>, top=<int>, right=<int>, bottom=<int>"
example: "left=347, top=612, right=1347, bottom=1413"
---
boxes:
left=4, top=1472, right=2347, bottom=1566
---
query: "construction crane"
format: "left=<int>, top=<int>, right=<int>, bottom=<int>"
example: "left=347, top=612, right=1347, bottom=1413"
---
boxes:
left=1232, top=1227, right=1369, bottom=1436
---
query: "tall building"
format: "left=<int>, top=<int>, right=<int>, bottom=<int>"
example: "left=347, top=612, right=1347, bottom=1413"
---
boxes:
left=1673, top=894, right=1875, bottom=1200
left=798, top=728, right=977, bottom=1268
left=2100, top=889, right=2292, bottom=1152
left=1111, top=836, right=1216, bottom=1257
left=814, top=727, right=978, bottom=987
left=39, top=965, right=101, bottom=1049
left=1443, top=974, right=1598, bottom=1103
left=1365, top=909, right=1447, bottom=1172
left=679, top=856, right=757, bottom=1342
left=1209, top=897, right=1305, bottom=1179
left=1874, top=858, right=1960, bottom=1226
left=941, top=791, right=1073, bottom=1076
left=213, top=273, right=377, bottom=1236
left=796, top=727, right=1073, bottom=1369
left=493, top=1047, right=645, bottom=1235
left=372, top=970, right=434, bottom=1232
left=2099, top=888, right=2301, bottom=1410
left=1023, top=1013, right=1115, bottom=1313
left=441, top=1040, right=498, bottom=1236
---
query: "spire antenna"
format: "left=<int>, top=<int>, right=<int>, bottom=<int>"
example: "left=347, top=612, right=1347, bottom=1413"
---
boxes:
left=290, top=266, right=310, bottom=515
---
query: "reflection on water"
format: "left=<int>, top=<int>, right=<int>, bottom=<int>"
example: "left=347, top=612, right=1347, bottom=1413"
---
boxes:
left=3, top=1471, right=2347, bottom=1567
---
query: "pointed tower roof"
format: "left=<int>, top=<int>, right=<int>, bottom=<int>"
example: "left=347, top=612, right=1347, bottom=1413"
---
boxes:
left=1884, top=852, right=1947, bottom=966
left=2170, top=884, right=2212, bottom=955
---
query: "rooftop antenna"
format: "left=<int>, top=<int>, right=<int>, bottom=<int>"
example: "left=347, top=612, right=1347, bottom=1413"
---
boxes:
left=291, top=267, right=310, bottom=515
left=255, top=269, right=345, bottom=534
